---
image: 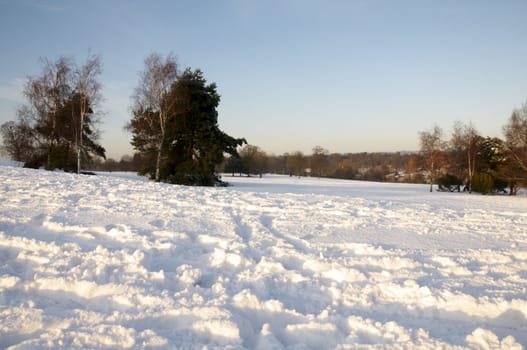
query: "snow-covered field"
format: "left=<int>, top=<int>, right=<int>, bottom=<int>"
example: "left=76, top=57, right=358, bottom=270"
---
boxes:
left=1, top=164, right=526, bottom=349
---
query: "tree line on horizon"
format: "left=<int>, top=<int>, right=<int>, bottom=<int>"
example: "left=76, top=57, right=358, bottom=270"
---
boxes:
left=222, top=112, right=527, bottom=195
left=224, top=109, right=526, bottom=195
left=212, top=113, right=527, bottom=195
left=1, top=53, right=527, bottom=191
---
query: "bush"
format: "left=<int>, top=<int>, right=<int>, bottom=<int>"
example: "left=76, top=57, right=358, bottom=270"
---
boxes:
left=471, top=172, right=495, bottom=194
left=438, top=174, right=462, bottom=192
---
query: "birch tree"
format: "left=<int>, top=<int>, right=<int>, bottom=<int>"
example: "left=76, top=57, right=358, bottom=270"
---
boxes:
left=503, top=102, right=527, bottom=189
left=419, top=126, right=446, bottom=192
left=450, top=121, right=481, bottom=192
left=72, top=54, right=102, bottom=173
left=131, top=52, right=178, bottom=181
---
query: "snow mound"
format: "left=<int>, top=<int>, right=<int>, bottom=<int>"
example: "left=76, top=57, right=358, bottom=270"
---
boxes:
left=1, top=167, right=526, bottom=349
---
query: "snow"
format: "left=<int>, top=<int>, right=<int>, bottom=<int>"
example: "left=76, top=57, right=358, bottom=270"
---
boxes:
left=0, top=163, right=526, bottom=349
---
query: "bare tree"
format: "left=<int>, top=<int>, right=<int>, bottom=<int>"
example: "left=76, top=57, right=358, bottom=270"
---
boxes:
left=131, top=52, right=179, bottom=181
left=23, top=56, right=72, bottom=168
left=310, top=145, right=329, bottom=178
left=239, top=144, right=267, bottom=177
left=503, top=102, right=527, bottom=186
left=0, top=117, right=35, bottom=162
left=72, top=54, right=102, bottom=173
left=419, top=125, right=446, bottom=192
left=286, top=151, right=305, bottom=177
left=450, top=121, right=481, bottom=192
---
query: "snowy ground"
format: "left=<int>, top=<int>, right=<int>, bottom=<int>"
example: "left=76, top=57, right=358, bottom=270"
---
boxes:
left=1, top=164, right=526, bottom=349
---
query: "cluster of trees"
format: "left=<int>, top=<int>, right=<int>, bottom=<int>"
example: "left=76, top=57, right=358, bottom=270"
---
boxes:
left=2, top=53, right=526, bottom=192
left=81, top=103, right=527, bottom=195
left=126, top=53, right=245, bottom=186
left=0, top=52, right=245, bottom=185
left=221, top=106, right=527, bottom=195
left=419, top=108, right=527, bottom=195
left=0, top=55, right=105, bottom=172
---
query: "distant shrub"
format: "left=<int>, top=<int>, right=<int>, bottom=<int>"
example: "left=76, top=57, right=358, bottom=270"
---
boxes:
left=438, top=174, right=462, bottom=192
left=330, top=166, right=357, bottom=180
left=471, top=172, right=494, bottom=194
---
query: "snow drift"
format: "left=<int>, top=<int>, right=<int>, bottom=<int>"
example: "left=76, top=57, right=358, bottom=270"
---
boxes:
left=0, top=164, right=526, bottom=349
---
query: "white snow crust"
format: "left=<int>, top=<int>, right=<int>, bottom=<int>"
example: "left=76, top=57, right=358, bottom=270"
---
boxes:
left=1, top=164, right=526, bottom=349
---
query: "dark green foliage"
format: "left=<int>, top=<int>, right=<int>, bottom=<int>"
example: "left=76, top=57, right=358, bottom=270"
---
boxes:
left=3, top=56, right=106, bottom=171
left=438, top=174, right=463, bottom=192
left=471, top=172, right=495, bottom=194
left=129, top=68, right=245, bottom=186
left=478, top=137, right=519, bottom=194
left=27, top=93, right=105, bottom=171
left=163, top=68, right=246, bottom=185
left=128, top=107, right=161, bottom=177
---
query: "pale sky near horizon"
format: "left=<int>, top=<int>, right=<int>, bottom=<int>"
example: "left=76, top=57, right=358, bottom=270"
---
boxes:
left=1, top=0, right=526, bottom=159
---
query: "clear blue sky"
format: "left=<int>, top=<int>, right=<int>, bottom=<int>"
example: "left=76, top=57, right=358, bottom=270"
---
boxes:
left=1, top=0, right=526, bottom=159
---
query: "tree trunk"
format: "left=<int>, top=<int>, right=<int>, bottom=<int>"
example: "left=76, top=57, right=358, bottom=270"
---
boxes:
left=429, top=161, right=434, bottom=192
left=77, top=116, right=82, bottom=174
left=155, top=144, right=162, bottom=181
left=154, top=108, right=165, bottom=182
left=47, top=140, right=52, bottom=170
left=47, top=108, right=57, bottom=170
left=77, top=101, right=85, bottom=174
left=77, top=147, right=81, bottom=174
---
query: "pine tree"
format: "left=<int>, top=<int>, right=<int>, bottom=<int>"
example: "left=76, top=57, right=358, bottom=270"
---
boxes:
left=128, top=66, right=245, bottom=186
left=163, top=68, right=245, bottom=185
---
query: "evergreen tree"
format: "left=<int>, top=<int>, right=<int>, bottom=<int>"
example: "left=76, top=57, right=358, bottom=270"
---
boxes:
left=480, top=137, right=520, bottom=195
left=128, top=107, right=162, bottom=177
left=129, top=66, right=245, bottom=186
left=59, top=92, right=106, bottom=171
left=162, top=68, right=245, bottom=185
